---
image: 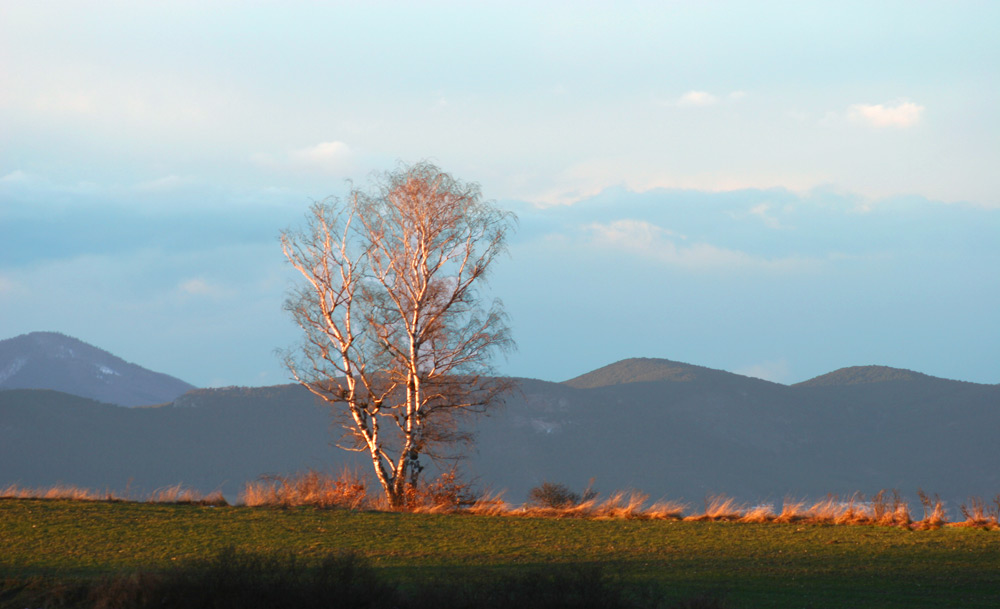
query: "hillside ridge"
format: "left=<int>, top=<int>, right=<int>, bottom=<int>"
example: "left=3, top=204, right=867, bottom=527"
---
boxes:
left=794, top=364, right=983, bottom=388
left=0, top=331, right=195, bottom=407
left=562, top=357, right=771, bottom=389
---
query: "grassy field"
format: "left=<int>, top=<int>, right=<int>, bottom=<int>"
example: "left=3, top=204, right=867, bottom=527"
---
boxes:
left=2, top=498, right=999, bottom=608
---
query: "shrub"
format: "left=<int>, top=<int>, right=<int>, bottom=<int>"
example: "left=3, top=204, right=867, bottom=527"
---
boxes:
left=402, top=562, right=667, bottom=609
left=76, top=550, right=677, bottom=609
left=403, top=469, right=481, bottom=512
left=527, top=482, right=581, bottom=509
left=89, top=547, right=391, bottom=609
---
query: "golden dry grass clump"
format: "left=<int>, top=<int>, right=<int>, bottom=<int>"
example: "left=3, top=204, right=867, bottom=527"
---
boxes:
left=148, top=484, right=228, bottom=506
left=740, top=503, right=777, bottom=523
left=0, top=483, right=226, bottom=505
left=242, top=469, right=369, bottom=510
left=913, top=489, right=947, bottom=530
left=953, top=495, right=1000, bottom=530
left=683, top=496, right=746, bottom=522
left=0, top=483, right=118, bottom=502
left=515, top=486, right=686, bottom=520
left=675, top=491, right=920, bottom=527
left=241, top=468, right=506, bottom=514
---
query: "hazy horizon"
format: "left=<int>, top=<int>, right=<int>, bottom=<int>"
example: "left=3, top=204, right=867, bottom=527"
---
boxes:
left=2, top=2, right=997, bottom=387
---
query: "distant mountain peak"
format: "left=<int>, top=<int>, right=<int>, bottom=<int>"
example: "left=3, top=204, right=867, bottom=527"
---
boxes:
left=795, top=365, right=933, bottom=387
left=562, top=357, right=747, bottom=389
left=0, top=331, right=195, bottom=406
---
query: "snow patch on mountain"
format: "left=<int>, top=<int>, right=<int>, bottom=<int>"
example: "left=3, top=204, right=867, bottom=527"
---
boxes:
left=95, top=364, right=121, bottom=377
left=54, top=345, right=76, bottom=359
left=0, top=357, right=27, bottom=385
left=529, top=418, right=563, bottom=434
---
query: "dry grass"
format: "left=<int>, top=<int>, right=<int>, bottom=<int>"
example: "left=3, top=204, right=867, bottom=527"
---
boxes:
left=241, top=468, right=492, bottom=514
left=594, top=491, right=649, bottom=519
left=242, top=469, right=370, bottom=509
left=514, top=497, right=596, bottom=519
left=462, top=490, right=511, bottom=516
left=740, top=504, right=777, bottom=523
left=774, top=499, right=808, bottom=523
left=683, top=495, right=746, bottom=522
left=914, top=489, right=947, bottom=530
left=148, top=484, right=228, bottom=506
left=402, top=469, right=481, bottom=513
left=510, top=490, right=685, bottom=520
left=0, top=483, right=123, bottom=502
left=0, top=483, right=228, bottom=505
left=870, top=489, right=912, bottom=527
left=829, top=495, right=872, bottom=525
left=953, top=496, right=1000, bottom=530
left=671, top=491, right=917, bottom=527
left=774, top=492, right=913, bottom=527
left=645, top=498, right=688, bottom=520
left=8, top=477, right=999, bottom=532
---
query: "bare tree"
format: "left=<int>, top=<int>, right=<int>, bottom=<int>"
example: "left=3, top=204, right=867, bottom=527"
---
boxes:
left=281, top=162, right=516, bottom=507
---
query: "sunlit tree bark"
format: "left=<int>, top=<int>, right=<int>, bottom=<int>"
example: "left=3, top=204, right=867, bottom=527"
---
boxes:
left=281, top=162, right=516, bottom=507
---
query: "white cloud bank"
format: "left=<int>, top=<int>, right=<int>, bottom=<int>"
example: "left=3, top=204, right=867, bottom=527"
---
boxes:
left=673, top=90, right=745, bottom=108
left=177, top=277, right=229, bottom=299
left=849, top=100, right=924, bottom=128
left=677, top=91, right=719, bottom=107
left=734, top=359, right=793, bottom=384
left=0, top=275, right=17, bottom=297
left=584, top=219, right=813, bottom=272
left=289, top=141, right=354, bottom=172
left=253, top=141, right=355, bottom=176
left=1, top=170, right=29, bottom=183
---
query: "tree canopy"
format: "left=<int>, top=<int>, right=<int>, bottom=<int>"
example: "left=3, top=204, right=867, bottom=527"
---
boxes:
left=281, top=162, right=516, bottom=506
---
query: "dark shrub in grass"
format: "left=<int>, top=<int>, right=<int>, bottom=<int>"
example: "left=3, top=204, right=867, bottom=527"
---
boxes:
left=13, top=550, right=718, bottom=609
left=404, top=562, right=666, bottom=609
left=90, top=547, right=392, bottom=609
left=0, top=575, right=91, bottom=609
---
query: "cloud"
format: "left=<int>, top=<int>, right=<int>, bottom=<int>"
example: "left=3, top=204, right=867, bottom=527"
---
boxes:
left=734, top=359, right=792, bottom=384
left=32, top=89, right=98, bottom=116
left=676, top=91, right=719, bottom=107
left=1, top=170, right=29, bottom=183
left=584, top=219, right=811, bottom=271
left=134, top=175, right=196, bottom=193
left=848, top=100, right=924, bottom=128
left=289, top=141, right=353, bottom=171
left=0, top=243, right=293, bottom=387
left=747, top=203, right=787, bottom=229
left=177, top=277, right=228, bottom=298
left=0, top=275, right=17, bottom=297
left=254, top=141, right=356, bottom=176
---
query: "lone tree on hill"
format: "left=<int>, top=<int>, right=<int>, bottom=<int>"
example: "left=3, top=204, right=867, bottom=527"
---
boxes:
left=281, top=161, right=516, bottom=507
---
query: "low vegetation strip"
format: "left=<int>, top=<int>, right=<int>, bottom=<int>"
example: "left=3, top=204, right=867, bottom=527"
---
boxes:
left=244, top=472, right=1000, bottom=529
left=2, top=499, right=999, bottom=608
left=6, top=475, right=1000, bottom=529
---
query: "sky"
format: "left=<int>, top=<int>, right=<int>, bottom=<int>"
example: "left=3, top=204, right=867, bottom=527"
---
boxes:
left=1, top=1, right=998, bottom=387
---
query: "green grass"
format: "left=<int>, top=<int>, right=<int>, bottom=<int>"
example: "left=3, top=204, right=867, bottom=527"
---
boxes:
left=2, top=498, right=1000, bottom=608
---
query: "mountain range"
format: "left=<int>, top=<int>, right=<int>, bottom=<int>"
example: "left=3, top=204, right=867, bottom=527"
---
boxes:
left=1, top=334, right=998, bottom=514
left=0, top=332, right=194, bottom=406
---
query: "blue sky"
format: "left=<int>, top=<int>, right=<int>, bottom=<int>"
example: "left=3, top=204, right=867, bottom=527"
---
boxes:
left=1, top=1, right=998, bottom=387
